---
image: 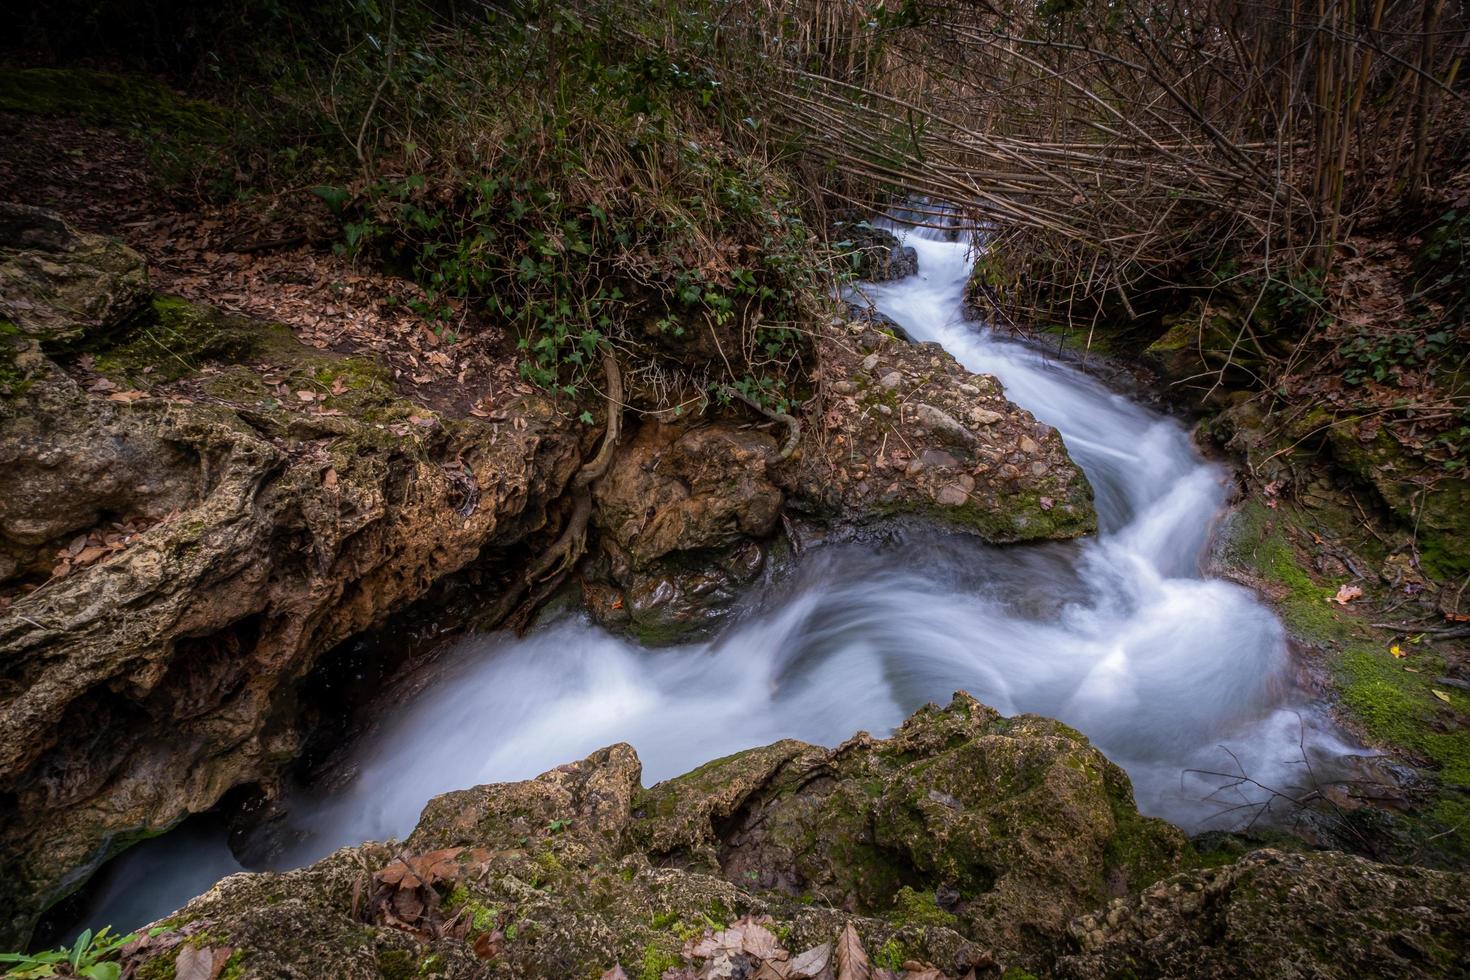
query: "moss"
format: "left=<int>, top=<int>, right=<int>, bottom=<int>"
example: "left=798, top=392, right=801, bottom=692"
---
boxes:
left=135, top=957, right=177, bottom=980
left=419, top=953, right=446, bottom=975
left=874, top=937, right=906, bottom=970
left=1224, top=498, right=1470, bottom=860
left=638, top=941, right=680, bottom=980
left=1000, top=968, right=1040, bottom=980
left=88, top=296, right=263, bottom=384
left=0, top=68, right=227, bottom=134
left=377, top=948, right=415, bottom=980
left=889, top=886, right=958, bottom=928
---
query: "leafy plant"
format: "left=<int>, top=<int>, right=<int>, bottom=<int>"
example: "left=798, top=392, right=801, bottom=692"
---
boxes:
left=0, top=927, right=137, bottom=979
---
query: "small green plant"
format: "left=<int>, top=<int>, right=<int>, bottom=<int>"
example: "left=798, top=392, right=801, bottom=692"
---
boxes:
left=1341, top=323, right=1453, bottom=385
left=0, top=927, right=141, bottom=979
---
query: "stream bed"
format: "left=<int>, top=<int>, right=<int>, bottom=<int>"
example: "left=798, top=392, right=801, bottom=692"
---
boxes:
left=49, top=218, right=1363, bottom=942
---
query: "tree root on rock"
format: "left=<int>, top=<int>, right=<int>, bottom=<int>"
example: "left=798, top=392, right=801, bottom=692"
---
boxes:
left=488, top=348, right=623, bottom=633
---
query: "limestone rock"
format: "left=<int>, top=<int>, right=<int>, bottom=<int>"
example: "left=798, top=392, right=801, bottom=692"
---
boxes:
left=0, top=202, right=148, bottom=346
left=781, top=322, right=1096, bottom=542
left=0, top=300, right=581, bottom=946
left=1058, top=849, right=1470, bottom=979
left=585, top=422, right=783, bottom=641
left=118, top=694, right=1164, bottom=978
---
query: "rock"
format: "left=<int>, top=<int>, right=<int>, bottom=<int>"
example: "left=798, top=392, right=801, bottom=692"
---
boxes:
left=0, top=297, right=582, bottom=942
left=1057, top=849, right=1470, bottom=979
left=586, top=422, right=783, bottom=642
left=780, top=323, right=1096, bottom=543
left=116, top=694, right=1177, bottom=978
left=835, top=221, right=919, bottom=282
left=0, top=202, right=148, bottom=346
left=845, top=302, right=916, bottom=343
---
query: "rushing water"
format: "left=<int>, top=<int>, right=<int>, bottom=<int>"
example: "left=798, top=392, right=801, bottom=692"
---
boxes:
left=54, top=218, right=1360, bottom=941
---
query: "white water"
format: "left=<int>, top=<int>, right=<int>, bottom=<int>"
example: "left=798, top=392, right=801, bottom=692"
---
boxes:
left=59, top=219, right=1359, bottom=940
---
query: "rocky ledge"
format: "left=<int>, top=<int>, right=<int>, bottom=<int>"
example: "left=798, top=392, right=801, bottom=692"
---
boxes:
left=782, top=317, right=1095, bottom=542
left=104, top=694, right=1470, bottom=980
left=0, top=206, right=584, bottom=945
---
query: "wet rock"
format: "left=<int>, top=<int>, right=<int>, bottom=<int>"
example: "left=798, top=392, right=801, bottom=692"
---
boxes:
left=835, top=220, right=919, bottom=282
left=0, top=215, right=583, bottom=946
left=0, top=202, right=148, bottom=346
left=117, top=693, right=1167, bottom=978
left=586, top=422, right=784, bottom=642
left=1058, top=849, right=1470, bottom=979
left=632, top=692, right=1186, bottom=963
left=782, top=323, right=1095, bottom=542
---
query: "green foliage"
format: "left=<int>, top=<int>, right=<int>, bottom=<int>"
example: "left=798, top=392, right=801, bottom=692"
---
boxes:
left=280, top=0, right=830, bottom=410
left=0, top=925, right=156, bottom=979
left=1415, top=209, right=1470, bottom=316
left=1341, top=322, right=1454, bottom=386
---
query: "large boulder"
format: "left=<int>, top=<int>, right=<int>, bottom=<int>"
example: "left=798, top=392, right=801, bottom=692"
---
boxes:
left=0, top=213, right=584, bottom=946
left=584, top=421, right=784, bottom=641
left=1059, top=848, right=1470, bottom=979
left=0, top=202, right=148, bottom=346
left=781, top=320, right=1096, bottom=542
left=112, top=694, right=1185, bottom=979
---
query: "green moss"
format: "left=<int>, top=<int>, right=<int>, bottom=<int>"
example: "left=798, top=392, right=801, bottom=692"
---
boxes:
left=638, top=941, right=680, bottom=980
left=874, top=937, right=906, bottom=970
left=377, top=948, right=415, bottom=980
left=1000, top=968, right=1040, bottom=980
left=91, top=297, right=263, bottom=384
left=134, top=957, right=177, bottom=980
left=889, top=886, right=957, bottom=928
left=1224, top=498, right=1470, bottom=859
left=0, top=68, right=227, bottom=134
left=419, top=953, right=446, bottom=975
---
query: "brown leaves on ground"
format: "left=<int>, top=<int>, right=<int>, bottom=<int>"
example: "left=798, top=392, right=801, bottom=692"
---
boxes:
left=173, top=944, right=235, bottom=980
left=605, top=915, right=987, bottom=980
left=358, top=847, right=493, bottom=941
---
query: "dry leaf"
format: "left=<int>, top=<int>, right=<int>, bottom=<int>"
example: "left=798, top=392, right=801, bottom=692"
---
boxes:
left=787, top=944, right=832, bottom=979
left=107, top=389, right=148, bottom=403
left=1432, top=689, right=1453, bottom=703
left=600, top=968, right=630, bottom=980
left=323, top=467, right=339, bottom=489
left=1389, top=644, right=1405, bottom=658
left=835, top=924, right=870, bottom=980
left=175, top=945, right=231, bottom=980
left=1332, top=584, right=1363, bottom=605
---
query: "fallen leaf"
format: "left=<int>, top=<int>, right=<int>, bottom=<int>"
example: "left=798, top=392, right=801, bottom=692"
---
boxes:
left=323, top=467, right=339, bottom=489
left=835, top=924, right=870, bottom=980
left=787, top=944, right=832, bottom=979
left=1432, top=689, right=1453, bottom=703
left=600, top=968, right=630, bottom=980
left=1389, top=644, right=1405, bottom=658
left=1332, top=584, right=1363, bottom=605
left=296, top=390, right=317, bottom=401
left=175, top=945, right=232, bottom=980
left=107, top=389, right=148, bottom=403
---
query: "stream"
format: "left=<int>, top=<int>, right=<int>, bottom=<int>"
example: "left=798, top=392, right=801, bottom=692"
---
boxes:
left=51, top=218, right=1362, bottom=942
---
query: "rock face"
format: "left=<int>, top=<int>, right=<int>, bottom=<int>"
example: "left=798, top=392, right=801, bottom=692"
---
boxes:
left=117, top=693, right=1182, bottom=978
left=584, top=421, right=783, bottom=641
left=782, top=319, right=1096, bottom=542
left=0, top=202, right=149, bottom=346
left=0, top=214, right=583, bottom=946
left=1058, top=849, right=1470, bottom=979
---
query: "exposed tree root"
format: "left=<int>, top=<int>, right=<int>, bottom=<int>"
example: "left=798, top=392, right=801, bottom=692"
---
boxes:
left=485, top=348, right=624, bottom=633
left=724, top=386, right=801, bottom=461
